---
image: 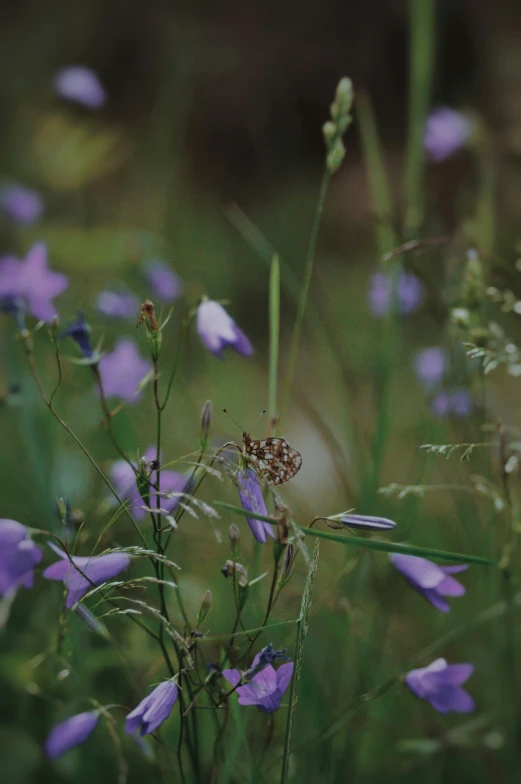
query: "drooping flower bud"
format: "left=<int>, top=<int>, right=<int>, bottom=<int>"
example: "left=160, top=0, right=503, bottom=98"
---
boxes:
left=196, top=589, right=212, bottom=627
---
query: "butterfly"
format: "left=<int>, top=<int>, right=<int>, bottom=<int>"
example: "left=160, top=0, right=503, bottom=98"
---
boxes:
left=223, top=409, right=302, bottom=485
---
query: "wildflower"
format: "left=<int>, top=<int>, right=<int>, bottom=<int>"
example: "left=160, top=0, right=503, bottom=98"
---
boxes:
left=424, top=107, right=472, bottom=163
left=237, top=468, right=274, bottom=544
left=59, top=312, right=94, bottom=359
left=109, top=447, right=188, bottom=521
left=0, top=242, right=68, bottom=325
left=45, top=711, right=99, bottom=758
left=222, top=650, right=294, bottom=713
left=95, top=290, right=139, bottom=319
left=98, top=338, right=152, bottom=402
left=144, top=259, right=182, bottom=302
left=125, top=681, right=178, bottom=736
left=197, top=298, right=253, bottom=358
left=42, top=543, right=130, bottom=608
left=333, top=513, right=396, bottom=531
left=390, top=553, right=467, bottom=612
left=243, top=643, right=288, bottom=679
left=0, top=519, right=42, bottom=597
left=0, top=183, right=43, bottom=225
left=53, top=66, right=106, bottom=108
left=369, top=272, right=424, bottom=317
left=431, top=389, right=472, bottom=418
left=405, top=658, right=474, bottom=713
left=414, top=348, right=448, bottom=389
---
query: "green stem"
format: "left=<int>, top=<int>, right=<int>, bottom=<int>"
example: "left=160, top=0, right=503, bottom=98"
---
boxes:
left=403, top=0, right=436, bottom=239
left=268, top=254, right=280, bottom=428
left=281, top=169, right=330, bottom=423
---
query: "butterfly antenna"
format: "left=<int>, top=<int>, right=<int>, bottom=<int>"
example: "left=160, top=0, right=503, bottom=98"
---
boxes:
left=222, top=408, right=244, bottom=434
left=247, top=409, right=267, bottom=436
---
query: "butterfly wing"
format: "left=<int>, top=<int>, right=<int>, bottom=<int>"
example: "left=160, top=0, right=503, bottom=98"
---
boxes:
left=248, top=437, right=302, bottom=485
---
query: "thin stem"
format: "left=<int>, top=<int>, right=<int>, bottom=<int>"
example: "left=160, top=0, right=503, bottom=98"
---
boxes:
left=281, top=168, right=330, bottom=423
left=268, top=254, right=280, bottom=429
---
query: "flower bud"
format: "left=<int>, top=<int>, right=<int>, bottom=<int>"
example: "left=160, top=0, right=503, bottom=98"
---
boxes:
left=196, top=589, right=212, bottom=627
left=229, top=524, right=240, bottom=559
left=200, top=400, right=212, bottom=447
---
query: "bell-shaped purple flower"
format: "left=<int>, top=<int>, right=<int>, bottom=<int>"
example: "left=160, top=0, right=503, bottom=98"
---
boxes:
left=53, top=66, right=106, bottom=108
left=0, top=243, right=68, bottom=324
left=414, top=347, right=448, bottom=389
left=237, top=468, right=274, bottom=544
left=126, top=681, right=178, bottom=736
left=405, top=658, right=474, bottom=714
left=144, top=259, right=183, bottom=302
left=98, top=338, right=152, bottom=403
left=431, top=389, right=472, bottom=418
left=95, top=290, right=139, bottom=319
left=109, top=447, right=188, bottom=521
left=59, top=312, right=94, bottom=359
left=43, top=543, right=130, bottom=608
left=336, top=514, right=396, bottom=531
left=223, top=652, right=294, bottom=713
left=45, top=710, right=99, bottom=758
left=424, top=107, right=472, bottom=163
left=197, top=299, right=253, bottom=359
left=390, top=553, right=467, bottom=612
left=369, top=272, right=424, bottom=318
left=0, top=519, right=42, bottom=597
left=0, top=183, right=43, bottom=225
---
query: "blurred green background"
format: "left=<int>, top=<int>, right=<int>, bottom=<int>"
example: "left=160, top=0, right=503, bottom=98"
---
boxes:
left=2, top=0, right=521, bottom=781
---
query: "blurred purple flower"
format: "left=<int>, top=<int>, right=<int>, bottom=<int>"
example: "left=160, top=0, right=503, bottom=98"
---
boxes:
left=53, top=66, right=106, bottom=108
left=414, top=348, right=448, bottom=388
left=337, top=514, right=396, bottom=531
left=0, top=519, right=42, bottom=597
left=95, top=290, right=139, bottom=319
left=126, top=681, right=178, bottom=736
left=424, top=107, right=472, bottom=163
left=144, top=259, right=183, bottom=302
left=0, top=242, right=68, bottom=324
left=98, top=338, right=152, bottom=402
left=237, top=468, right=274, bottom=544
left=59, top=312, right=94, bottom=359
left=45, top=711, right=99, bottom=758
left=0, top=183, right=43, bottom=225
left=109, top=447, right=188, bottom=521
left=390, top=553, right=467, bottom=612
left=405, top=658, right=474, bottom=714
left=43, top=543, right=130, bottom=608
left=431, top=389, right=472, bottom=418
left=369, top=272, right=424, bottom=317
left=197, top=299, right=253, bottom=358
left=223, top=652, right=294, bottom=713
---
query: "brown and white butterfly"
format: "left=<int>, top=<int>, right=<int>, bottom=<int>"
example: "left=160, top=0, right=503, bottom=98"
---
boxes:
left=224, top=410, right=302, bottom=485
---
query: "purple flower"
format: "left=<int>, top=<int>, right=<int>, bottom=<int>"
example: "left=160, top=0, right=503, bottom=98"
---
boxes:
left=95, top=290, right=139, bottom=319
left=43, top=543, right=130, bottom=608
left=369, top=272, right=424, bottom=317
left=98, top=338, right=152, bottom=402
left=59, top=312, right=94, bottom=359
left=45, top=711, right=99, bottom=758
left=336, top=514, right=396, bottom=531
left=0, top=519, right=42, bottom=597
left=197, top=299, right=253, bottom=358
left=431, top=389, right=472, bottom=418
left=223, top=652, right=294, bottom=713
left=0, top=183, right=43, bottom=225
left=125, top=681, right=178, bottom=736
left=424, top=107, right=472, bottom=163
left=109, top=447, right=188, bottom=521
left=144, top=259, right=183, bottom=302
left=0, top=243, right=68, bottom=324
left=390, top=553, right=467, bottom=612
left=405, top=658, right=474, bottom=714
left=414, top=348, right=448, bottom=388
left=53, top=66, right=106, bottom=108
left=237, top=468, right=274, bottom=544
